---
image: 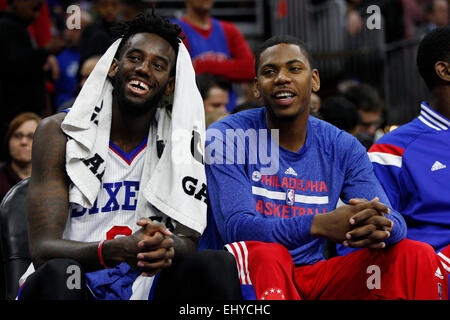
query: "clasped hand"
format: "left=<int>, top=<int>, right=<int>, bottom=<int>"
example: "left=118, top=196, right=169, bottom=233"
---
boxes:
left=343, top=198, right=394, bottom=249
left=317, top=197, right=394, bottom=250
left=133, top=218, right=175, bottom=277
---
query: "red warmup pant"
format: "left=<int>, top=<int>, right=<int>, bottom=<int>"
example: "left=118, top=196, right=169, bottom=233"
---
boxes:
left=225, top=240, right=449, bottom=300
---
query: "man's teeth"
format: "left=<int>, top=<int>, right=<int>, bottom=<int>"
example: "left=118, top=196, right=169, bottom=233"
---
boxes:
left=129, top=80, right=149, bottom=90
left=275, top=92, right=294, bottom=99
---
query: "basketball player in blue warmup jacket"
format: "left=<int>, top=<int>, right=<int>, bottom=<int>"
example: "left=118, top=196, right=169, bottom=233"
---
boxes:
left=368, top=26, right=450, bottom=287
left=200, top=36, right=406, bottom=261
left=20, top=11, right=241, bottom=300
left=199, top=35, right=448, bottom=300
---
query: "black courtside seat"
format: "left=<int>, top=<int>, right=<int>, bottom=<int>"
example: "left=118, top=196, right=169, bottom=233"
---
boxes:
left=0, top=178, right=31, bottom=300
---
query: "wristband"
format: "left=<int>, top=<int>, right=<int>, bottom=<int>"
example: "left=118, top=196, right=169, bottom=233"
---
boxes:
left=98, top=240, right=110, bottom=269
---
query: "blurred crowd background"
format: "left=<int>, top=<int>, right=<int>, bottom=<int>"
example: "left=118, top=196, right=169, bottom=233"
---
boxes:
left=0, top=0, right=448, bottom=201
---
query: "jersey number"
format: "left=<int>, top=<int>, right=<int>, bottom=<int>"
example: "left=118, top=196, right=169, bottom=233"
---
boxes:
left=106, top=225, right=132, bottom=240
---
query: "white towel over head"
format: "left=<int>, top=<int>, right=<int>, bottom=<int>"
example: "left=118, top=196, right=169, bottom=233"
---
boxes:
left=61, top=37, right=207, bottom=235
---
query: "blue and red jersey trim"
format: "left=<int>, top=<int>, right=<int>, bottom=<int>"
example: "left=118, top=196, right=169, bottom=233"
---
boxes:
left=109, top=136, right=148, bottom=165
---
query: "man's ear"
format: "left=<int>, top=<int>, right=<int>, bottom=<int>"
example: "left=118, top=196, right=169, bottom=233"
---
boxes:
left=312, top=69, right=321, bottom=92
left=435, top=61, right=450, bottom=82
left=108, top=58, right=119, bottom=78
left=253, top=77, right=261, bottom=99
left=164, top=76, right=175, bottom=95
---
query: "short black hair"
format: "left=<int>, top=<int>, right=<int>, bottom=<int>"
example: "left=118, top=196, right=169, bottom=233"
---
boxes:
left=416, top=26, right=450, bottom=90
left=112, top=9, right=182, bottom=63
left=196, top=74, right=231, bottom=99
left=255, top=35, right=313, bottom=76
left=320, top=96, right=360, bottom=133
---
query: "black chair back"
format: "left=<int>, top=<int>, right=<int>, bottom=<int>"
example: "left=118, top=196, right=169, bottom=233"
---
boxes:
left=0, top=178, right=31, bottom=300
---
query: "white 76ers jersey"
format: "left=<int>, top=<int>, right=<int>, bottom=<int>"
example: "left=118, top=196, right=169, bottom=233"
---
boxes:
left=63, top=138, right=172, bottom=242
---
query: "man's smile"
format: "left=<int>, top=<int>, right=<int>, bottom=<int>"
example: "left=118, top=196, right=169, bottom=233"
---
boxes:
left=126, top=78, right=152, bottom=97
left=272, top=89, right=297, bottom=106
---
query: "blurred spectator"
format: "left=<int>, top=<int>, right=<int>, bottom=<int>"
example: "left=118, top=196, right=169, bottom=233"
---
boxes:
left=45, top=0, right=66, bottom=34
left=343, top=83, right=384, bottom=149
left=337, top=78, right=359, bottom=94
left=426, top=0, right=449, bottom=28
left=319, top=96, right=360, bottom=136
left=345, top=0, right=406, bottom=43
left=417, top=0, right=449, bottom=35
left=0, top=112, right=41, bottom=202
left=27, top=0, right=53, bottom=47
left=310, top=92, right=322, bottom=115
left=196, top=73, right=231, bottom=115
left=79, top=0, right=120, bottom=64
left=78, top=54, right=101, bottom=87
left=205, top=110, right=228, bottom=128
left=237, top=80, right=263, bottom=106
left=57, top=55, right=101, bottom=112
left=119, top=0, right=147, bottom=20
left=343, top=1, right=386, bottom=89
left=1, top=0, right=55, bottom=47
left=346, top=6, right=364, bottom=36
left=0, top=0, right=65, bottom=161
left=172, top=0, right=255, bottom=112
left=54, top=7, right=91, bottom=110
left=401, top=0, right=429, bottom=39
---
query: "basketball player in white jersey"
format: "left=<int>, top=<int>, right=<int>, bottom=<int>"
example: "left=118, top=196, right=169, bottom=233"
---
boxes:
left=20, top=11, right=241, bottom=300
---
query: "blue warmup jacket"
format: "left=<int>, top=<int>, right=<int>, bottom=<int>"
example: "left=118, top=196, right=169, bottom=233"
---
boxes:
left=199, top=107, right=407, bottom=265
left=368, top=102, right=450, bottom=253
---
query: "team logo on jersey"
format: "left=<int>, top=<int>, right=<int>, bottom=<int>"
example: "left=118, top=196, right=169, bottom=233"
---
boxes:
left=286, top=189, right=295, bottom=206
left=260, top=288, right=286, bottom=300
left=431, top=161, right=446, bottom=172
left=252, top=170, right=262, bottom=182
left=284, top=167, right=297, bottom=176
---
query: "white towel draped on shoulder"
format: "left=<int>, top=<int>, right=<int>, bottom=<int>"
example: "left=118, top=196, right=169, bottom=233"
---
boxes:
left=61, top=38, right=207, bottom=235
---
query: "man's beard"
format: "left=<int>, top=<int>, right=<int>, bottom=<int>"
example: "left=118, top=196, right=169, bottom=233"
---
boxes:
left=112, top=73, right=167, bottom=117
